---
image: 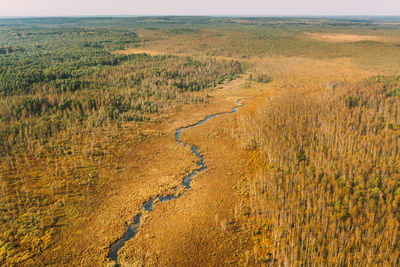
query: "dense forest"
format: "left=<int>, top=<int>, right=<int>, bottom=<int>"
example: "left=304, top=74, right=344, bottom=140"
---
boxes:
left=0, top=27, right=242, bottom=156
left=237, top=76, right=400, bottom=265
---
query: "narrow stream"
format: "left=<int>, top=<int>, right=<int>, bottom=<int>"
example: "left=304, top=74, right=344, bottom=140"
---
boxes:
left=108, top=99, right=245, bottom=263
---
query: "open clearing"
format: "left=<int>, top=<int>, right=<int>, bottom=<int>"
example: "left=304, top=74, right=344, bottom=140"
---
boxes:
left=112, top=48, right=167, bottom=56
left=305, top=32, right=385, bottom=42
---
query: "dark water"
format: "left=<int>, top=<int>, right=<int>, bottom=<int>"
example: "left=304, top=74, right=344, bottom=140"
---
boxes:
left=108, top=100, right=245, bottom=263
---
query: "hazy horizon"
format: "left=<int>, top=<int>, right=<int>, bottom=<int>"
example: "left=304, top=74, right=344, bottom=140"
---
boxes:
left=1, top=0, right=400, bottom=17
left=1, top=15, right=400, bottom=19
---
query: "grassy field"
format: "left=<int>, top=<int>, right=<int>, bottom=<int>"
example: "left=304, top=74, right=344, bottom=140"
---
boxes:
left=1, top=16, right=400, bottom=266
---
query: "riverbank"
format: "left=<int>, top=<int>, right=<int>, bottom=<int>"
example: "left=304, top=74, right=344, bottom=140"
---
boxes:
left=114, top=77, right=268, bottom=265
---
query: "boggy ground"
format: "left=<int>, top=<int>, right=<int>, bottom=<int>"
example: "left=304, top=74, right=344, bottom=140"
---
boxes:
left=33, top=75, right=266, bottom=266
left=109, top=54, right=380, bottom=266
left=8, top=41, right=379, bottom=265
left=2, top=18, right=399, bottom=266
left=33, top=53, right=380, bottom=266
left=119, top=78, right=267, bottom=266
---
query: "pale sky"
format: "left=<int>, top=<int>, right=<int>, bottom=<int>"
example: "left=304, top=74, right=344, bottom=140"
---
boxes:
left=0, top=0, right=399, bottom=17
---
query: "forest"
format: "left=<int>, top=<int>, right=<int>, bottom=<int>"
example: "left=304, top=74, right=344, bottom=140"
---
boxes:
left=0, top=27, right=242, bottom=156
left=237, top=76, right=400, bottom=265
left=1, top=16, right=400, bottom=266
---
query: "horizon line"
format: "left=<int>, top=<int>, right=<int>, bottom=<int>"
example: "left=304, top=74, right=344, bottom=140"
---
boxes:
left=1, top=14, right=400, bottom=19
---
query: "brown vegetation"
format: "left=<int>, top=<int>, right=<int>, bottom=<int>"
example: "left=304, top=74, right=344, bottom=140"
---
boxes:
left=237, top=77, right=400, bottom=265
left=305, top=32, right=385, bottom=42
left=113, top=48, right=167, bottom=56
left=2, top=16, right=400, bottom=266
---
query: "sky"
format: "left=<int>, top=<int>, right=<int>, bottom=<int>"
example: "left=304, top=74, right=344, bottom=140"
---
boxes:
left=0, top=0, right=399, bottom=17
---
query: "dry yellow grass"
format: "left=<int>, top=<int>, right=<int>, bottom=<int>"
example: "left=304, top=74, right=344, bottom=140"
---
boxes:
left=247, top=56, right=380, bottom=94
left=305, top=32, right=385, bottom=42
left=119, top=76, right=269, bottom=266
left=113, top=46, right=244, bottom=63
left=112, top=48, right=168, bottom=56
left=94, top=54, right=387, bottom=265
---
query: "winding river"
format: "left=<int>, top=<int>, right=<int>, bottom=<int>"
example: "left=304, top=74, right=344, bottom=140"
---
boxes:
left=108, top=99, right=245, bottom=263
